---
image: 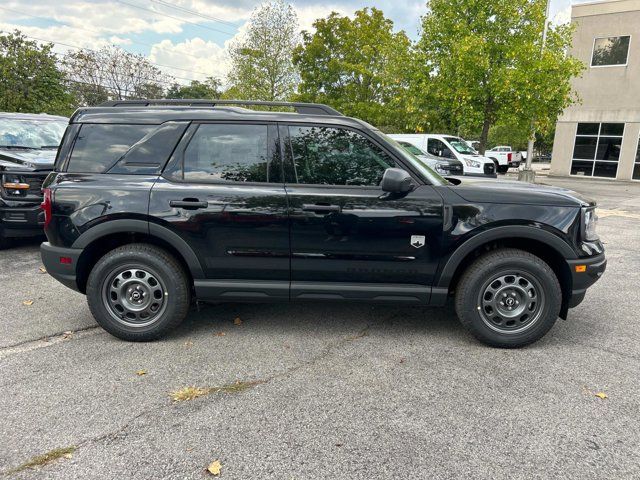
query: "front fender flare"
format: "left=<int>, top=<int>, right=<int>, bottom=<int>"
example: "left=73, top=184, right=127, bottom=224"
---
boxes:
left=436, top=225, right=577, bottom=289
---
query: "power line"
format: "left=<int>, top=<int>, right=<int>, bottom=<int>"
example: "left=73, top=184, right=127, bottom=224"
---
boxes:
left=0, top=6, right=218, bottom=80
left=2, top=30, right=209, bottom=84
left=149, top=0, right=239, bottom=29
left=0, top=5, right=220, bottom=64
left=115, top=0, right=236, bottom=36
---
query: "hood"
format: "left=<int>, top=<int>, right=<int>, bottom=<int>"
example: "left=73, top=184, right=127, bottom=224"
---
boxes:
left=0, top=148, right=56, bottom=171
left=462, top=154, right=491, bottom=164
left=449, top=178, right=595, bottom=207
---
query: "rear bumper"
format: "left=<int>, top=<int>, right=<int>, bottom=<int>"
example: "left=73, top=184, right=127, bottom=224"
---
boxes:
left=41, top=242, right=82, bottom=292
left=567, top=253, right=607, bottom=308
left=0, top=202, right=45, bottom=238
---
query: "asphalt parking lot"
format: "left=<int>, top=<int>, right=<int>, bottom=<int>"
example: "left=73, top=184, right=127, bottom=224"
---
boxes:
left=1, top=176, right=640, bottom=479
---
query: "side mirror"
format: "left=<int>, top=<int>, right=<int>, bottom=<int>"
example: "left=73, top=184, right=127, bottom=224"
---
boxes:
left=381, top=168, right=413, bottom=194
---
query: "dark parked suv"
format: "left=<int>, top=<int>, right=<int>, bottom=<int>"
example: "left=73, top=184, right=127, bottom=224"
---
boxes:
left=41, top=100, right=606, bottom=347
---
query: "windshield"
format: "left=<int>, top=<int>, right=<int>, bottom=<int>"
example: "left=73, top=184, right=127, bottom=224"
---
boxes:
left=0, top=118, right=67, bottom=149
left=444, top=136, right=477, bottom=155
left=398, top=141, right=426, bottom=156
left=375, top=132, right=447, bottom=186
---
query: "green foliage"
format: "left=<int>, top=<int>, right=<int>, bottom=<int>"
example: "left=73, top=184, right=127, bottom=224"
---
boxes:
left=415, top=0, right=583, bottom=152
left=293, top=8, right=412, bottom=132
left=0, top=31, right=73, bottom=115
left=166, top=77, right=221, bottom=99
left=227, top=0, right=300, bottom=101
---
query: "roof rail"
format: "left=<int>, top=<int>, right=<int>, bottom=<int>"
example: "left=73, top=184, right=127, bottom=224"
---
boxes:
left=98, top=99, right=343, bottom=116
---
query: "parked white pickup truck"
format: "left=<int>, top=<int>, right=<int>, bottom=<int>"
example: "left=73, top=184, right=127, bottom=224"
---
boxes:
left=484, top=146, right=522, bottom=173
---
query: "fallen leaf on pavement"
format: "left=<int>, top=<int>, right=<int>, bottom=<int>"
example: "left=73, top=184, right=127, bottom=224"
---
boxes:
left=233, top=317, right=242, bottom=325
left=207, top=460, right=222, bottom=476
left=62, top=331, right=73, bottom=339
left=22, top=300, right=34, bottom=306
left=215, top=332, right=226, bottom=337
left=184, top=340, right=194, bottom=347
left=136, top=370, right=147, bottom=376
left=170, top=386, right=209, bottom=402
left=39, top=266, right=47, bottom=273
left=595, top=392, right=608, bottom=399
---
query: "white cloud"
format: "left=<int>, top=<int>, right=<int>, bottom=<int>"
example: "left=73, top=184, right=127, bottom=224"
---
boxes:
left=148, top=37, right=231, bottom=82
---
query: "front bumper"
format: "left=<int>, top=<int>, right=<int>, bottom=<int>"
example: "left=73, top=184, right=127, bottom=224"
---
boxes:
left=41, top=242, right=83, bottom=292
left=566, top=253, right=607, bottom=308
left=0, top=202, right=45, bottom=238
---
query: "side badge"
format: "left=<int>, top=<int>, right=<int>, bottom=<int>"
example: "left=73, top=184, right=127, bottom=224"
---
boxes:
left=410, top=235, right=426, bottom=248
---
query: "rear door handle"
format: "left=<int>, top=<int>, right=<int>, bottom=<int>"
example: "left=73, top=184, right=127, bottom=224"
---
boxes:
left=170, top=199, right=209, bottom=209
left=302, top=204, right=341, bottom=213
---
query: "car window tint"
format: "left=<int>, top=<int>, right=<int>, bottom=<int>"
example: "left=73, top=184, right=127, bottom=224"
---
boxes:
left=183, top=124, right=271, bottom=183
left=67, top=124, right=155, bottom=173
left=287, top=126, right=396, bottom=186
left=427, top=138, right=447, bottom=157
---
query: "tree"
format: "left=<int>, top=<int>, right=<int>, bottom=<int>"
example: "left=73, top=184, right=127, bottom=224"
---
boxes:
left=166, top=77, right=222, bottom=99
left=415, top=0, right=583, bottom=153
left=63, top=46, right=170, bottom=104
left=293, top=8, right=412, bottom=131
left=226, top=0, right=300, bottom=101
left=0, top=30, right=72, bottom=115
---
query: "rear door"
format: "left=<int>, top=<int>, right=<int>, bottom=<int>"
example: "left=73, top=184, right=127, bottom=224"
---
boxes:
left=150, top=122, right=290, bottom=301
left=281, top=123, right=443, bottom=304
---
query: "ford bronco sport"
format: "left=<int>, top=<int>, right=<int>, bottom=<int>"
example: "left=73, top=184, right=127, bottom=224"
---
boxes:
left=40, top=100, right=606, bottom=348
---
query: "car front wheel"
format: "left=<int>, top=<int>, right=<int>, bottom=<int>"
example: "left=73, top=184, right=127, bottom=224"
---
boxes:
left=86, top=243, right=191, bottom=341
left=455, top=248, right=561, bottom=348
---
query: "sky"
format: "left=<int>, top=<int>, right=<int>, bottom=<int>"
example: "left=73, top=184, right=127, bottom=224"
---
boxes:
left=0, top=0, right=585, bottom=86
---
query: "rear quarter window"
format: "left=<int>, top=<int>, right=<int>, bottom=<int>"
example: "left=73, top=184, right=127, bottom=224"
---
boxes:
left=66, top=124, right=155, bottom=173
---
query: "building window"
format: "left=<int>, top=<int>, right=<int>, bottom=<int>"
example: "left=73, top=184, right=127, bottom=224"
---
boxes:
left=591, top=36, right=631, bottom=67
left=634, top=135, right=640, bottom=180
left=571, top=123, right=624, bottom=178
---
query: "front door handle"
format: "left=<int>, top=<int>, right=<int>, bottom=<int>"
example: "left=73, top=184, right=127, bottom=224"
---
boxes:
left=302, top=204, right=341, bottom=213
left=170, top=198, right=209, bottom=209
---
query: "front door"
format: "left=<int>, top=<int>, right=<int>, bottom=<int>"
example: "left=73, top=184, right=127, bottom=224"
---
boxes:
left=280, top=124, right=443, bottom=304
left=150, top=122, right=290, bottom=300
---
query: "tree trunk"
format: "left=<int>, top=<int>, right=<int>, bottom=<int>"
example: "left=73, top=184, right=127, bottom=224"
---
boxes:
left=478, top=115, right=491, bottom=155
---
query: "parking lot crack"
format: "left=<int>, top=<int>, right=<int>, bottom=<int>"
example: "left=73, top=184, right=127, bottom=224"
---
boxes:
left=0, top=326, right=102, bottom=361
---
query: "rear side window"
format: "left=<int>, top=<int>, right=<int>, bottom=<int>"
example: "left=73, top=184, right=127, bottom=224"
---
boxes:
left=67, top=124, right=155, bottom=173
left=183, top=123, right=276, bottom=183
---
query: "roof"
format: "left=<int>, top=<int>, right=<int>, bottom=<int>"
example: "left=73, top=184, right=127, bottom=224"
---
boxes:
left=70, top=106, right=374, bottom=130
left=0, top=112, right=68, bottom=121
left=572, top=0, right=640, bottom=18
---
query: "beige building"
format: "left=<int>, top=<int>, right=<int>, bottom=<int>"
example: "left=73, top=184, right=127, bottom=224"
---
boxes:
left=551, top=0, right=640, bottom=180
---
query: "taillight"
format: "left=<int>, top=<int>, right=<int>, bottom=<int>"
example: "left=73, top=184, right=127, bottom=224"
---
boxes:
left=41, top=187, right=52, bottom=229
left=507, top=152, right=512, bottom=162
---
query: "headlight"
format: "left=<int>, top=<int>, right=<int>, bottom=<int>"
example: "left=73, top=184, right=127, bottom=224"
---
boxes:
left=435, top=163, right=448, bottom=173
left=582, top=208, right=599, bottom=241
left=463, top=159, right=481, bottom=168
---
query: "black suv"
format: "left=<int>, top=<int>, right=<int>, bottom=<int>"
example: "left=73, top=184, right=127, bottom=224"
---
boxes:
left=41, top=100, right=606, bottom=348
left=0, top=112, right=67, bottom=248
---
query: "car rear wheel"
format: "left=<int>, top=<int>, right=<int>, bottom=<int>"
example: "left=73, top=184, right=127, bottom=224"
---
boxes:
left=455, top=248, right=561, bottom=348
left=0, top=235, right=10, bottom=250
left=86, top=243, right=190, bottom=341
left=497, top=165, right=509, bottom=174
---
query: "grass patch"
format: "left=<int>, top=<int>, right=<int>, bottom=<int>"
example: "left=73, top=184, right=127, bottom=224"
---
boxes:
left=170, top=381, right=262, bottom=402
left=7, top=446, right=75, bottom=474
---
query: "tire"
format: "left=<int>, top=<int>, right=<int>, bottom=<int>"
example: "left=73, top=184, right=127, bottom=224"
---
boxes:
left=455, top=248, right=561, bottom=348
left=86, top=243, right=191, bottom=341
left=497, top=165, right=509, bottom=174
left=0, top=235, right=10, bottom=250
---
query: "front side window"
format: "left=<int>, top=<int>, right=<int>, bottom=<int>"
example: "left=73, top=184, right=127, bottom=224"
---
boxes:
left=591, top=36, right=630, bottom=67
left=287, top=125, right=396, bottom=186
left=67, top=124, right=155, bottom=173
left=427, top=138, right=449, bottom=157
left=183, top=124, right=273, bottom=183
left=398, top=141, right=425, bottom=156
left=571, top=122, right=624, bottom=178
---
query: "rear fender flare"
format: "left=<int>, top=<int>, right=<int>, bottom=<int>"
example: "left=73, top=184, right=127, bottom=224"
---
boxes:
left=72, top=219, right=204, bottom=278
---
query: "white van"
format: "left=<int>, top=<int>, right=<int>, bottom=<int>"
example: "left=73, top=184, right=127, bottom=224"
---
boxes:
left=388, top=134, right=497, bottom=177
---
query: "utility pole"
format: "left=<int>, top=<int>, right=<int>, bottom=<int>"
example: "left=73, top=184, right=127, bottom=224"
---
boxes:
left=518, top=0, right=551, bottom=183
